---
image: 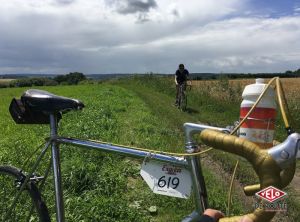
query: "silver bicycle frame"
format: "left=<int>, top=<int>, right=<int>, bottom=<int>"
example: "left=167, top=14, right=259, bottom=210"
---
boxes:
left=50, top=114, right=65, bottom=222
left=49, top=113, right=229, bottom=222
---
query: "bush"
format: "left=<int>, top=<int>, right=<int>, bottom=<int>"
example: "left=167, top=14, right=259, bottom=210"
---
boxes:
left=10, top=79, right=33, bottom=87
left=0, top=83, right=8, bottom=88
left=9, top=77, right=58, bottom=87
left=79, top=79, right=95, bottom=85
left=43, top=78, right=58, bottom=86
left=54, top=72, right=87, bottom=85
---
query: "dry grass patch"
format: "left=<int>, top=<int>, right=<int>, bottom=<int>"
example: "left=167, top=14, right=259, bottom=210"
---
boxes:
left=0, top=79, right=15, bottom=83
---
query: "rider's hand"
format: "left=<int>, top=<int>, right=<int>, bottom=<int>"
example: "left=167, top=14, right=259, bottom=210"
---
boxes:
left=203, top=209, right=253, bottom=222
left=202, top=209, right=253, bottom=222
left=239, top=216, right=253, bottom=222
left=203, top=209, right=224, bottom=221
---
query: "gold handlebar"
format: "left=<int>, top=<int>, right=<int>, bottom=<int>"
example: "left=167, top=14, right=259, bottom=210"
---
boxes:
left=199, top=129, right=295, bottom=222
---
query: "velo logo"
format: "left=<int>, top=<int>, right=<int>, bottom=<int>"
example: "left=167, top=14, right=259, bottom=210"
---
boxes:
left=255, top=186, right=287, bottom=203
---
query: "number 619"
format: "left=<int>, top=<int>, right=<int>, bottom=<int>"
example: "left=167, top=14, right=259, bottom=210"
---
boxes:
left=158, top=176, right=179, bottom=189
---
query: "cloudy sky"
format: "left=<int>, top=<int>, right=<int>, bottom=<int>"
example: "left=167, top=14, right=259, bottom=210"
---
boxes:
left=1, top=0, right=300, bottom=74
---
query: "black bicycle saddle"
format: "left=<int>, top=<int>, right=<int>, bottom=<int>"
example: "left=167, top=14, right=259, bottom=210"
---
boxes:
left=21, top=89, right=85, bottom=114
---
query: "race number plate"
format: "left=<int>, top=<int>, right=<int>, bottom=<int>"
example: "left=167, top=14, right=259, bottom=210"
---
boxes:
left=140, top=160, right=192, bottom=199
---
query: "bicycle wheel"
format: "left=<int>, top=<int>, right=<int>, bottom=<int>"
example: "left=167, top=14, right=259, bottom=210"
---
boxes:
left=177, top=85, right=183, bottom=109
left=181, top=93, right=187, bottom=111
left=179, top=86, right=187, bottom=111
left=0, top=165, right=50, bottom=222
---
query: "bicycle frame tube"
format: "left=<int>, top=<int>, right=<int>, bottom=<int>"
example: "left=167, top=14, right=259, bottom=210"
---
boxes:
left=177, top=84, right=185, bottom=110
left=55, top=137, right=188, bottom=167
left=47, top=130, right=189, bottom=222
left=50, top=114, right=65, bottom=222
left=49, top=122, right=228, bottom=222
left=183, top=123, right=230, bottom=221
left=180, top=84, right=185, bottom=98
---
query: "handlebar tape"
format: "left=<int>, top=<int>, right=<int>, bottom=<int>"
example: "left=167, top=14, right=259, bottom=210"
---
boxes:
left=199, top=129, right=289, bottom=222
left=244, top=162, right=296, bottom=196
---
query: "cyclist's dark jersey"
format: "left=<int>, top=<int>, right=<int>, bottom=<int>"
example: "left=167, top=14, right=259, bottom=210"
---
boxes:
left=175, top=69, right=189, bottom=84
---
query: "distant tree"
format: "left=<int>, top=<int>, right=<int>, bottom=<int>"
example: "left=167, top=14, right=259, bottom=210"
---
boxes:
left=67, top=72, right=86, bottom=84
left=54, top=72, right=86, bottom=85
left=10, top=79, right=32, bottom=87
left=285, top=70, right=293, bottom=75
left=31, top=78, right=45, bottom=86
left=8, top=77, right=58, bottom=88
left=53, top=75, right=67, bottom=84
left=43, top=78, right=58, bottom=86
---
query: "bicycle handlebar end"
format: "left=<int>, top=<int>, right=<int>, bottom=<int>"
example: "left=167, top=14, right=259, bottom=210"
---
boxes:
left=244, top=161, right=296, bottom=196
left=219, top=209, right=276, bottom=222
left=244, top=184, right=261, bottom=196
left=199, top=129, right=296, bottom=222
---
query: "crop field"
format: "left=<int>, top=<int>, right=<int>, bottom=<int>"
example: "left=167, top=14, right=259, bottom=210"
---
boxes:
left=0, top=75, right=299, bottom=221
left=192, top=77, right=300, bottom=133
left=0, top=79, right=14, bottom=87
left=192, top=77, right=300, bottom=103
left=0, top=79, right=14, bottom=82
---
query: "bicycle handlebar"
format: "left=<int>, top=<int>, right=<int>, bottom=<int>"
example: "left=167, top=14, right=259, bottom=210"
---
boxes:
left=199, top=129, right=300, bottom=222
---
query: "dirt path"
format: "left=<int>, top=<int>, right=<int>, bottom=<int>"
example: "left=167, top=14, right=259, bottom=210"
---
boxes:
left=290, top=171, right=300, bottom=196
left=201, top=154, right=253, bottom=210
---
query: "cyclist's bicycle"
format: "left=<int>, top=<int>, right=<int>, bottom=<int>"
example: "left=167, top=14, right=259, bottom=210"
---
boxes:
left=177, top=81, right=191, bottom=111
left=1, top=89, right=299, bottom=222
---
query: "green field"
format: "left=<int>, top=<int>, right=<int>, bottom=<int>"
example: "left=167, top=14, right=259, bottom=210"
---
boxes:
left=0, top=76, right=299, bottom=221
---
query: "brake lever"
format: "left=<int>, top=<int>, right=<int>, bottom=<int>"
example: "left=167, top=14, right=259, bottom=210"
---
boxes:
left=268, top=133, right=300, bottom=169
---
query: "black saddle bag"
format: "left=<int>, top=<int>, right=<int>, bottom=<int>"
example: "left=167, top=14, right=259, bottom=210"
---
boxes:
left=9, top=98, right=53, bottom=124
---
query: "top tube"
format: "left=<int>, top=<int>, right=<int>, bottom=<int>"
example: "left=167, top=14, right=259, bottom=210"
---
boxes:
left=55, top=137, right=188, bottom=167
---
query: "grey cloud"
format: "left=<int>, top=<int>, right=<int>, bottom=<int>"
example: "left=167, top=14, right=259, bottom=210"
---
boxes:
left=54, top=0, right=76, bottom=5
left=117, top=0, right=157, bottom=14
left=136, top=13, right=150, bottom=23
left=171, top=9, right=180, bottom=18
left=1, top=1, right=299, bottom=74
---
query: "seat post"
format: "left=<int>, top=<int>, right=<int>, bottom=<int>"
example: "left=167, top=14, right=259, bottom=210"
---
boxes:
left=50, top=114, right=65, bottom=222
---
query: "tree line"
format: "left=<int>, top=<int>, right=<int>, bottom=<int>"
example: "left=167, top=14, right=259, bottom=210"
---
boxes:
left=190, top=68, right=300, bottom=80
left=1, top=68, right=299, bottom=88
left=1, top=72, right=87, bottom=88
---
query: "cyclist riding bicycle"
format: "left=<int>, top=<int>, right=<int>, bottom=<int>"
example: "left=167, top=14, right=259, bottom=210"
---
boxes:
left=175, top=63, right=189, bottom=106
